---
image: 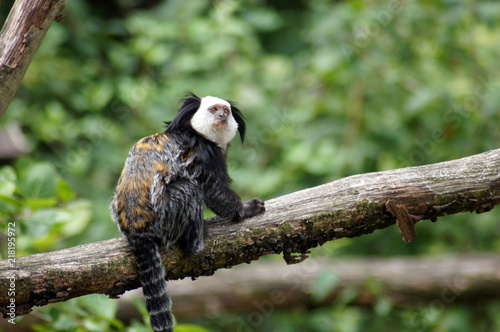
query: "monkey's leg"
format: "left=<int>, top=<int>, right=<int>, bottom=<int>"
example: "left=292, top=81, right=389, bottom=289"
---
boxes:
left=176, top=193, right=205, bottom=256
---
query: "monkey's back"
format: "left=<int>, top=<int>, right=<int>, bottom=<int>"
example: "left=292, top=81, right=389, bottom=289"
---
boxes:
left=110, top=132, right=202, bottom=246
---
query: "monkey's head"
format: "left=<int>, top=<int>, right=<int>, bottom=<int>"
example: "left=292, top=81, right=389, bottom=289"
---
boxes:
left=166, top=92, right=246, bottom=149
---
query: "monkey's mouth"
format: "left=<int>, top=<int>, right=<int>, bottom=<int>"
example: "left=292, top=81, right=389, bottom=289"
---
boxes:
left=213, top=119, right=228, bottom=128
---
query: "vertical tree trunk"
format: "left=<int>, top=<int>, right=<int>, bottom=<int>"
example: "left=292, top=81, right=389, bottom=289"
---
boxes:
left=0, top=0, right=65, bottom=120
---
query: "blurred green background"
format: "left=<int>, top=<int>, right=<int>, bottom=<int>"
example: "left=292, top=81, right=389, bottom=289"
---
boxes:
left=1, top=0, right=500, bottom=331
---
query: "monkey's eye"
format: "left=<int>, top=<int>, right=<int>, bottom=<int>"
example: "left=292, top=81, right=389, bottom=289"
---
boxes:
left=223, top=107, right=230, bottom=115
left=209, top=108, right=217, bottom=113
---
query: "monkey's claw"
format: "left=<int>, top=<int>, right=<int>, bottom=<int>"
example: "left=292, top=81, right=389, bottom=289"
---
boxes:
left=242, top=198, right=266, bottom=218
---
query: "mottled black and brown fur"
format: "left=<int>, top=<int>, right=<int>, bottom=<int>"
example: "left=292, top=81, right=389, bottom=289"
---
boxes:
left=111, top=93, right=265, bottom=332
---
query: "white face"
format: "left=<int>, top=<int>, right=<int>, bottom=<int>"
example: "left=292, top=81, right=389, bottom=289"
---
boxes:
left=190, top=96, right=239, bottom=149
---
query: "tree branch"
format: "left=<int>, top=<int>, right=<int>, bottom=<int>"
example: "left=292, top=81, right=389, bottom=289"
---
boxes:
left=1, top=149, right=500, bottom=317
left=0, top=0, right=66, bottom=120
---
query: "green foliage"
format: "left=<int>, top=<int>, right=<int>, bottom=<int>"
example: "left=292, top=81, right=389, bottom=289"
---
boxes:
left=0, top=162, right=91, bottom=256
left=29, top=295, right=123, bottom=332
left=2, top=0, right=500, bottom=330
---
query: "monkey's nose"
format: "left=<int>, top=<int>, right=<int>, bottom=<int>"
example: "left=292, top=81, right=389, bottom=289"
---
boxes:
left=216, top=111, right=226, bottom=119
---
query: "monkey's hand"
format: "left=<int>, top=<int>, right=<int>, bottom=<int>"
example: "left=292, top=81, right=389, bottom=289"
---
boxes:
left=241, top=198, right=265, bottom=219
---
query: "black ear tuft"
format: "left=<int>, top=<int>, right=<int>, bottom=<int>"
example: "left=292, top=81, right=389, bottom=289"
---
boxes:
left=165, top=92, right=202, bottom=133
left=179, top=91, right=201, bottom=109
left=230, top=103, right=246, bottom=143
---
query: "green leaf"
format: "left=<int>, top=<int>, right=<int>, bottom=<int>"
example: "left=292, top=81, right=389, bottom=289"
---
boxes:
left=0, top=194, right=23, bottom=208
left=18, top=163, right=58, bottom=199
left=61, top=200, right=92, bottom=236
left=79, top=294, right=118, bottom=319
left=25, top=198, right=59, bottom=210
left=0, top=166, right=16, bottom=196
left=88, top=80, right=114, bottom=111
left=374, top=297, right=393, bottom=316
left=57, top=178, right=76, bottom=202
left=53, top=313, right=78, bottom=331
left=23, top=209, right=71, bottom=237
left=310, top=269, right=340, bottom=303
left=175, top=324, right=211, bottom=332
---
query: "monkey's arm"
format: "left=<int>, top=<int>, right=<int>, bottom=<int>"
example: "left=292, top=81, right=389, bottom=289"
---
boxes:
left=202, top=175, right=265, bottom=221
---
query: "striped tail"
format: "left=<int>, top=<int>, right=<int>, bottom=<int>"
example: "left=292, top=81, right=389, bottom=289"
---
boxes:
left=130, top=237, right=174, bottom=332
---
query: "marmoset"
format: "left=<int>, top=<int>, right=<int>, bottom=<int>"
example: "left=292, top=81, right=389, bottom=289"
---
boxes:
left=110, top=93, right=265, bottom=332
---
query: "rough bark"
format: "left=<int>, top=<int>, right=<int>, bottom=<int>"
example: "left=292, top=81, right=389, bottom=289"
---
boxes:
left=1, top=148, right=500, bottom=317
left=0, top=0, right=66, bottom=120
left=115, top=254, right=500, bottom=320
